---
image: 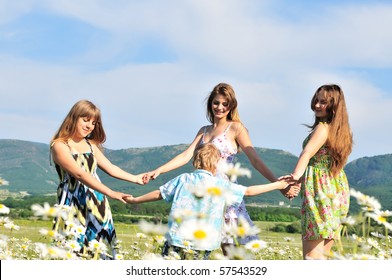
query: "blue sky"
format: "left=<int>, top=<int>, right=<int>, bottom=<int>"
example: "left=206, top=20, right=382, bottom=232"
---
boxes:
left=1, top=0, right=391, bottom=163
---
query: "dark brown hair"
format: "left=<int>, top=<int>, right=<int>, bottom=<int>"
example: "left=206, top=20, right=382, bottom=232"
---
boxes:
left=309, top=84, right=353, bottom=175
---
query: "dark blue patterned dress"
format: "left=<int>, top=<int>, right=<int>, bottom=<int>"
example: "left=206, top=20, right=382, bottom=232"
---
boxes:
left=52, top=139, right=117, bottom=259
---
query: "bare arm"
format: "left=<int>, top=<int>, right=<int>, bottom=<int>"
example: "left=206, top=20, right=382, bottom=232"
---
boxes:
left=148, top=128, right=204, bottom=179
left=51, top=141, right=129, bottom=203
left=93, top=145, right=147, bottom=185
left=285, top=123, right=329, bottom=182
left=125, top=190, right=163, bottom=204
left=235, top=123, right=277, bottom=182
left=245, top=180, right=288, bottom=196
left=235, top=123, right=299, bottom=199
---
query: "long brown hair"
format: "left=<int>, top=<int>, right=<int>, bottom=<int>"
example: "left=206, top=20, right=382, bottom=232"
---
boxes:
left=206, top=82, right=241, bottom=123
left=50, top=100, right=106, bottom=149
left=308, top=84, right=353, bottom=175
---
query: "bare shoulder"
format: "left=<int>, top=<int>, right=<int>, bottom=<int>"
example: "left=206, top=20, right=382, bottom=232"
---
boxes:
left=50, top=141, right=71, bottom=163
left=198, top=125, right=209, bottom=133
left=230, top=121, right=247, bottom=136
left=230, top=121, right=244, bottom=130
left=89, top=141, right=103, bottom=154
left=315, top=122, right=330, bottom=133
left=310, top=122, right=329, bottom=142
left=51, top=140, right=68, bottom=152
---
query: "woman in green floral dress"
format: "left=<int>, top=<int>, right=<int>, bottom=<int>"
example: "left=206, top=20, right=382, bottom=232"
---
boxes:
left=281, top=84, right=353, bottom=259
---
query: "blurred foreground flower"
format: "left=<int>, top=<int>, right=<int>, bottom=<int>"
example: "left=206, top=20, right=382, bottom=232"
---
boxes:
left=350, top=189, right=381, bottom=212
left=31, top=203, right=65, bottom=219
left=0, top=204, right=10, bottom=215
left=178, top=220, right=219, bottom=250
left=218, top=162, right=251, bottom=182
left=0, top=177, right=9, bottom=186
left=138, top=220, right=168, bottom=236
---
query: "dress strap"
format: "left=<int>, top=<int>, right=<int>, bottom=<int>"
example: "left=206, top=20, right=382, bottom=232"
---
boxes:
left=49, top=140, right=72, bottom=166
left=202, top=126, right=207, bottom=143
left=224, top=122, right=232, bottom=132
left=85, top=138, right=94, bottom=154
left=49, top=144, right=54, bottom=167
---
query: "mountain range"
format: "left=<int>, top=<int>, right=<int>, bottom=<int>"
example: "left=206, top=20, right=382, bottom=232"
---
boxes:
left=1, top=139, right=391, bottom=210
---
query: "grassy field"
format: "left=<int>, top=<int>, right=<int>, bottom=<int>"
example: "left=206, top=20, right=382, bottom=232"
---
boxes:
left=1, top=218, right=303, bottom=260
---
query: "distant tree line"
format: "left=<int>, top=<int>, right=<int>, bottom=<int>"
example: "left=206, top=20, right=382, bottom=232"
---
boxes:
left=6, top=195, right=388, bottom=236
left=2, top=195, right=301, bottom=223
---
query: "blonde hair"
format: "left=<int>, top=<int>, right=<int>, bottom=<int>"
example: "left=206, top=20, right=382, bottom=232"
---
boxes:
left=193, top=143, right=221, bottom=173
left=50, top=100, right=106, bottom=149
left=206, top=82, right=241, bottom=123
left=309, top=84, right=353, bottom=176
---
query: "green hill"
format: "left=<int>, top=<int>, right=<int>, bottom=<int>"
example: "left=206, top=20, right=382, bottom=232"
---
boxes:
left=1, top=139, right=391, bottom=210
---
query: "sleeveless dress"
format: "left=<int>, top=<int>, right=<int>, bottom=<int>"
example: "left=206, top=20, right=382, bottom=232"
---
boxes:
left=301, top=134, right=350, bottom=240
left=52, top=139, right=117, bottom=259
left=200, top=123, right=259, bottom=245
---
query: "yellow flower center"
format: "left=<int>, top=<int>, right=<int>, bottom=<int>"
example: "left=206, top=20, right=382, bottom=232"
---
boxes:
left=378, top=216, right=387, bottom=223
left=207, top=187, right=222, bottom=196
left=193, top=230, right=207, bottom=240
left=48, top=208, right=57, bottom=216
left=238, top=227, right=246, bottom=237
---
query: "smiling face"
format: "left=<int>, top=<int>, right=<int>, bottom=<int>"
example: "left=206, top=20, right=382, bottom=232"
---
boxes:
left=206, top=83, right=239, bottom=124
left=312, top=91, right=328, bottom=121
left=211, top=94, right=231, bottom=121
left=74, top=117, right=96, bottom=140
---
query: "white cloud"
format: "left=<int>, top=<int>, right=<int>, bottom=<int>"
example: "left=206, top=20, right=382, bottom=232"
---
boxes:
left=0, top=0, right=391, bottom=162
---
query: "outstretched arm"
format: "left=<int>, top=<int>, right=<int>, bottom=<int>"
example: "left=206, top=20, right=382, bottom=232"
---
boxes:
left=51, top=141, right=130, bottom=203
left=235, top=123, right=296, bottom=198
left=93, top=144, right=148, bottom=185
left=235, top=123, right=277, bottom=182
left=281, top=123, right=329, bottom=183
left=147, top=128, right=204, bottom=180
left=124, top=190, right=163, bottom=204
left=245, top=180, right=289, bottom=196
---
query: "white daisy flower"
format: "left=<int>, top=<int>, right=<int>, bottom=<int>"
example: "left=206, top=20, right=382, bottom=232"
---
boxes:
left=0, top=177, right=9, bottom=186
left=245, top=240, right=267, bottom=253
left=4, top=221, right=20, bottom=231
left=178, top=220, right=218, bottom=250
left=218, top=162, right=251, bottom=182
left=136, top=232, right=147, bottom=239
left=31, top=203, right=61, bottom=219
left=138, top=219, right=168, bottom=235
left=229, top=216, right=260, bottom=238
left=350, top=189, right=381, bottom=212
left=341, top=216, right=356, bottom=226
left=0, top=204, right=10, bottom=215
left=88, top=239, right=107, bottom=253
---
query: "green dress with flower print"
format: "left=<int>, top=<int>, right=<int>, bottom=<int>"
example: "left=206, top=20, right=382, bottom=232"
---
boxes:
left=300, top=134, right=350, bottom=240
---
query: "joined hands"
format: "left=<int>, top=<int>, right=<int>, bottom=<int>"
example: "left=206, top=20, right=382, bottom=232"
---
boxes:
left=279, top=174, right=301, bottom=200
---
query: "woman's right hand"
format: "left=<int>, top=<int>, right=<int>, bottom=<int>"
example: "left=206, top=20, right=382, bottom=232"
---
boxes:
left=283, top=183, right=301, bottom=200
left=123, top=195, right=134, bottom=204
left=147, top=169, right=161, bottom=180
left=109, top=191, right=131, bottom=204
